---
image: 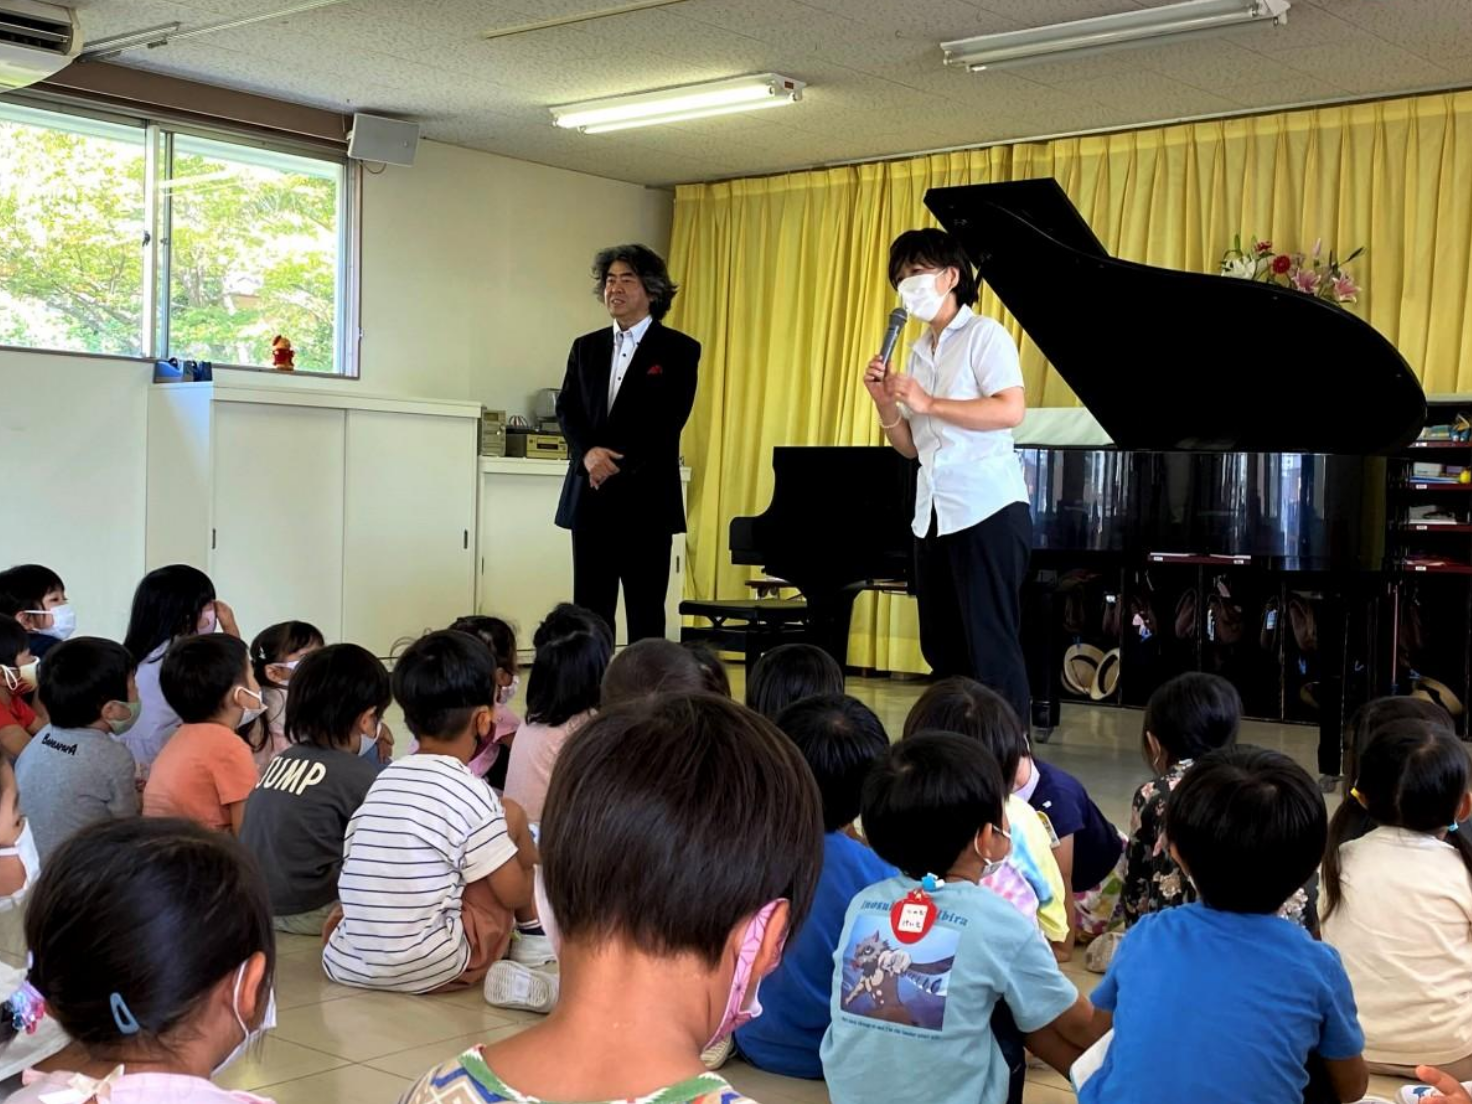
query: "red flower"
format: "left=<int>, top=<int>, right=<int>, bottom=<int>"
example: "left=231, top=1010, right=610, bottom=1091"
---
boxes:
left=1254, top=240, right=1273, bottom=255
left=647, top=363, right=664, bottom=376
left=1271, top=254, right=1292, bottom=275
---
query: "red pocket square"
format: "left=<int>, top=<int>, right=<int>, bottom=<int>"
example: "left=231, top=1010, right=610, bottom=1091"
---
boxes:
left=647, top=363, right=664, bottom=376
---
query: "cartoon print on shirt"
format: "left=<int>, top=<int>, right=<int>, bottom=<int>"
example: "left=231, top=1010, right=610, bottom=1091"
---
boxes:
left=838, top=918, right=957, bottom=1032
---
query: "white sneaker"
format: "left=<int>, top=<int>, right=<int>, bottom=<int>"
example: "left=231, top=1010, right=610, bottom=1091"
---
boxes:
left=484, top=961, right=558, bottom=1013
left=700, top=1035, right=734, bottom=1071
left=1401, top=1083, right=1472, bottom=1104
left=509, top=930, right=556, bottom=967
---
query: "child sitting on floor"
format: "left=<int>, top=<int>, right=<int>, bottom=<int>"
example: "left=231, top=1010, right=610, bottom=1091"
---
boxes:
left=503, top=604, right=611, bottom=823
left=448, top=615, right=521, bottom=785
left=746, top=643, right=845, bottom=720
left=0, top=563, right=73, bottom=660
left=1015, top=731, right=1126, bottom=955
left=16, top=637, right=140, bottom=861
left=324, top=630, right=552, bottom=1006
left=1123, top=672, right=1241, bottom=925
left=240, top=643, right=389, bottom=936
left=0, top=619, right=45, bottom=760
left=903, top=678, right=1068, bottom=945
left=142, top=635, right=260, bottom=835
left=248, top=621, right=326, bottom=770
left=822, top=732, right=1101, bottom=1104
left=1321, top=720, right=1472, bottom=1082
left=9, top=817, right=277, bottom=1104
left=601, top=637, right=709, bottom=707
left=1078, top=746, right=1368, bottom=1104
left=399, top=693, right=824, bottom=1104
left=732, top=694, right=897, bottom=1079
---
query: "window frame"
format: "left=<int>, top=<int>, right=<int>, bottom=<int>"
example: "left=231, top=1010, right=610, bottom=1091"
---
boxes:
left=0, top=92, right=361, bottom=378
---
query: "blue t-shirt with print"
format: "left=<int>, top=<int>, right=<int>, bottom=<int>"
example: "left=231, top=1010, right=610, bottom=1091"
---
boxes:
left=1082, top=903, right=1363, bottom=1104
left=736, top=832, right=897, bottom=1078
left=820, top=874, right=1078, bottom=1104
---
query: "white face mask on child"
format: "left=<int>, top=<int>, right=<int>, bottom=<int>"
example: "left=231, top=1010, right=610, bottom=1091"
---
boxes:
left=497, top=675, right=521, bottom=707
left=235, top=687, right=265, bottom=727
left=358, top=720, right=383, bottom=759
left=26, top=604, right=75, bottom=641
left=214, top=962, right=277, bottom=1076
left=0, top=823, right=41, bottom=912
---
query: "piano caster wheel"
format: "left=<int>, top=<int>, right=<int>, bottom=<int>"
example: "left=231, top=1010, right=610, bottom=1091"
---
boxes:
left=1033, top=727, right=1055, bottom=745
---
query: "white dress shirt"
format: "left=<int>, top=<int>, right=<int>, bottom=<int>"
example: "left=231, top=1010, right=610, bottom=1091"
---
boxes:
left=902, top=305, right=1029, bottom=538
left=608, top=313, right=654, bottom=410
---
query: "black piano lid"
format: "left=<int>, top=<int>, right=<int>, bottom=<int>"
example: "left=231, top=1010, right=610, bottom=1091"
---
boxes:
left=924, top=179, right=1426, bottom=455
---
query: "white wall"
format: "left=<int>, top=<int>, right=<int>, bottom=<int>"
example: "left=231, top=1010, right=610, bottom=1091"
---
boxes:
left=0, top=138, right=673, bottom=640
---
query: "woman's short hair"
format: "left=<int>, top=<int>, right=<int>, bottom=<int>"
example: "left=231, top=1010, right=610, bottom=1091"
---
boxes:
left=887, top=228, right=979, bottom=308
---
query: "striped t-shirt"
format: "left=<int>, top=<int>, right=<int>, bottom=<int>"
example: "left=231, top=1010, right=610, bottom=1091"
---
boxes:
left=323, top=754, right=517, bottom=993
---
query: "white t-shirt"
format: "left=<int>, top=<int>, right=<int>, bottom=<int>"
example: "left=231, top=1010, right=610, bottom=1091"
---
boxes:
left=1321, top=826, right=1472, bottom=1065
left=902, top=305, right=1029, bottom=538
left=323, top=754, right=518, bottom=994
left=124, top=642, right=181, bottom=771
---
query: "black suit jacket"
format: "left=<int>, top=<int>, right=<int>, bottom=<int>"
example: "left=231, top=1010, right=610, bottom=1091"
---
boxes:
left=554, top=320, right=700, bottom=534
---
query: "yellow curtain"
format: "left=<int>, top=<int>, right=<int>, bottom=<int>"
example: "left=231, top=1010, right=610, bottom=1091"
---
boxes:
left=666, top=90, right=1472, bottom=673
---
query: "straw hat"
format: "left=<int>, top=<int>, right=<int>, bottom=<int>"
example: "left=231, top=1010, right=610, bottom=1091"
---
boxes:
left=1413, top=675, right=1465, bottom=718
left=1089, top=648, right=1122, bottom=701
left=1062, top=643, right=1105, bottom=695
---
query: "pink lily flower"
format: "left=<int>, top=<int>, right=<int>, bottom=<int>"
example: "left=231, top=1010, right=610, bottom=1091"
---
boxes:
left=1292, top=268, right=1321, bottom=294
left=1332, top=275, right=1359, bottom=302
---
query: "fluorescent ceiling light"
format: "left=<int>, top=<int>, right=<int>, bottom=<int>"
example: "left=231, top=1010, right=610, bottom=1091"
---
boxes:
left=552, top=74, right=804, bottom=133
left=942, top=0, right=1291, bottom=72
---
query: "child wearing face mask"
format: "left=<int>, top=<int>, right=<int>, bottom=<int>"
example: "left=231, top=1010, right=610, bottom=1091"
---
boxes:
left=142, top=635, right=261, bottom=835
left=324, top=631, right=551, bottom=1002
left=821, top=733, right=1103, bottom=1104
left=123, top=565, right=241, bottom=772
left=448, top=615, right=521, bottom=784
left=399, top=693, right=824, bottom=1104
left=15, top=637, right=141, bottom=862
left=0, top=562, right=74, bottom=661
left=0, top=619, right=46, bottom=760
left=240, top=643, right=390, bottom=936
left=7, top=816, right=278, bottom=1104
left=248, top=621, right=327, bottom=771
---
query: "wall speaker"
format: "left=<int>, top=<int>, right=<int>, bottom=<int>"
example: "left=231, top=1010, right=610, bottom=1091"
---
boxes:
left=348, top=113, right=419, bottom=166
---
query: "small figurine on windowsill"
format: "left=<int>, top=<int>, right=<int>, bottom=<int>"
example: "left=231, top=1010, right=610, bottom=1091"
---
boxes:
left=271, top=334, right=295, bottom=371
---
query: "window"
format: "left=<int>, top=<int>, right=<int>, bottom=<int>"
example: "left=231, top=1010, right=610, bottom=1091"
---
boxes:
left=0, top=100, right=354, bottom=374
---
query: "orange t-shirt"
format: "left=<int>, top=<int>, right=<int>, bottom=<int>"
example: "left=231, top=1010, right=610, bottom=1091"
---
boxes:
left=142, top=722, right=258, bottom=831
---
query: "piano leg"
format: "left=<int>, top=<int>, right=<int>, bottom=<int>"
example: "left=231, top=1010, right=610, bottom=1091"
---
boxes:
left=803, top=587, right=864, bottom=674
left=1024, top=571, right=1060, bottom=740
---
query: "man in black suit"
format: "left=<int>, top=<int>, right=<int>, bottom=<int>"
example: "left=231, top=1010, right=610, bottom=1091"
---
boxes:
left=555, top=244, right=699, bottom=642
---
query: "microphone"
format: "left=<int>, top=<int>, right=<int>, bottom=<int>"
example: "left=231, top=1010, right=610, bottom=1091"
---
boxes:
left=877, top=306, right=908, bottom=366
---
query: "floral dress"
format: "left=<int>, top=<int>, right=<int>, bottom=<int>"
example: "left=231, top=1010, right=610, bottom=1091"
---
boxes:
left=1122, top=760, right=1314, bottom=930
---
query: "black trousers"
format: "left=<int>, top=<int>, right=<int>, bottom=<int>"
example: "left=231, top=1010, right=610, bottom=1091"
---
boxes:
left=916, top=502, right=1033, bottom=725
left=571, top=523, right=673, bottom=643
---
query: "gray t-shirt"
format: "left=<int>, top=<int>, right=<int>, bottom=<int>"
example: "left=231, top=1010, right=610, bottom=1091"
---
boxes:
left=240, top=743, right=379, bottom=916
left=15, top=725, right=140, bottom=862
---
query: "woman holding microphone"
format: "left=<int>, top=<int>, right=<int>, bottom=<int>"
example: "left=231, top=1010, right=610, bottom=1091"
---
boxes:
left=865, top=228, right=1033, bottom=724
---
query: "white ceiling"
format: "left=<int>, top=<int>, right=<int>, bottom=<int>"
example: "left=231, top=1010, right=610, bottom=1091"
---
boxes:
left=70, top=0, right=1472, bottom=186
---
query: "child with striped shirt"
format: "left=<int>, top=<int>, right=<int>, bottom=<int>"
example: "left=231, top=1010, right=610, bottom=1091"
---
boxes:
left=323, top=630, right=554, bottom=1006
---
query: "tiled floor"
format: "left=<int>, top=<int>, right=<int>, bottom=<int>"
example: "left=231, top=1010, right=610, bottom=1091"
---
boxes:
left=0, top=675, right=1416, bottom=1102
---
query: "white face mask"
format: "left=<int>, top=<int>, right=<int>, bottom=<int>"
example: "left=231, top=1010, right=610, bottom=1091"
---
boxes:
left=0, top=823, right=41, bottom=912
left=26, top=604, right=75, bottom=641
left=976, top=825, right=1012, bottom=880
left=496, top=675, right=521, bottom=707
left=358, top=719, right=383, bottom=759
left=213, top=961, right=277, bottom=1076
left=897, top=272, right=950, bottom=322
left=235, top=686, right=265, bottom=727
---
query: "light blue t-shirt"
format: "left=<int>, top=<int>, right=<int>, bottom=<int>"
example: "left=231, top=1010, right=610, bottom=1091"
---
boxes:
left=820, top=874, right=1077, bottom=1104
left=1082, top=903, right=1364, bottom=1104
left=736, top=832, right=897, bottom=1078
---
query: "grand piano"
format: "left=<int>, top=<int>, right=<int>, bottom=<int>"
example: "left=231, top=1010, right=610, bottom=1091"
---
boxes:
left=730, top=179, right=1426, bottom=762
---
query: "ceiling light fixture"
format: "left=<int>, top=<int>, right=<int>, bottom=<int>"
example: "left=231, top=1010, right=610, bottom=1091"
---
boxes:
left=941, top=0, right=1291, bottom=72
left=551, top=74, right=804, bottom=134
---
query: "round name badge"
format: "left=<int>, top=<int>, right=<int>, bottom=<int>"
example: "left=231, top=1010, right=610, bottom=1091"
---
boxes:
left=889, top=887, right=938, bottom=945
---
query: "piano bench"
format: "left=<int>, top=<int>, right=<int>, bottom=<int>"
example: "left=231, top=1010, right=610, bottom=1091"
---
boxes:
left=679, top=598, right=810, bottom=668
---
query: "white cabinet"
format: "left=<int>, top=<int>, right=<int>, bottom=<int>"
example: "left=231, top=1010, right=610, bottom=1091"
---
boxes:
left=477, top=458, right=688, bottom=655
left=343, top=410, right=478, bottom=656
left=146, top=381, right=480, bottom=656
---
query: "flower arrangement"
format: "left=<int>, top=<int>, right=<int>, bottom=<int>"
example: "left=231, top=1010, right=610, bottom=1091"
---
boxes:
left=1219, top=235, right=1363, bottom=304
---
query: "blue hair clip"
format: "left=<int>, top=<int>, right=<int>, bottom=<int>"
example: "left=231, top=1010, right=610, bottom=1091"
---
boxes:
left=1451, top=823, right=1461, bottom=834
left=920, top=873, right=938, bottom=893
left=109, top=993, right=140, bottom=1036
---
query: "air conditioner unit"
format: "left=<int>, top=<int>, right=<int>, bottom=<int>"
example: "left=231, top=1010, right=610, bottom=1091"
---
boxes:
left=0, top=1, right=81, bottom=92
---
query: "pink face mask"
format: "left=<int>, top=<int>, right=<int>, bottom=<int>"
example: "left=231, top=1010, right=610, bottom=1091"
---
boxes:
left=707, top=899, right=786, bottom=1049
